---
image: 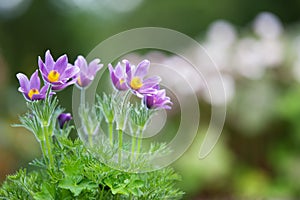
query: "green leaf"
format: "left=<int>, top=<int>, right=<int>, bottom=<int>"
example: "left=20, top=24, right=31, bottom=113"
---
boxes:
left=33, top=183, right=55, bottom=200
left=58, top=179, right=97, bottom=197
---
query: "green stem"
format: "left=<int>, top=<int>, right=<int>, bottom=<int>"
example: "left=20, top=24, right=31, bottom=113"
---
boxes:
left=44, top=127, right=54, bottom=169
left=88, top=132, right=93, bottom=148
left=131, top=132, right=137, bottom=162
left=39, top=140, right=48, bottom=165
left=80, top=88, right=86, bottom=107
left=136, top=126, right=143, bottom=155
left=99, top=185, right=104, bottom=200
left=118, top=129, right=123, bottom=164
left=46, top=84, right=52, bottom=104
left=109, top=122, right=113, bottom=146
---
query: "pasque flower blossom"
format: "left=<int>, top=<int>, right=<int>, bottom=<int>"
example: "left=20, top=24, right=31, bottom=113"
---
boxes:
left=124, top=59, right=161, bottom=98
left=144, top=89, right=172, bottom=110
left=16, top=70, right=49, bottom=101
left=108, top=61, right=131, bottom=91
left=39, top=50, right=80, bottom=91
left=57, top=113, right=72, bottom=128
left=75, top=56, right=103, bottom=88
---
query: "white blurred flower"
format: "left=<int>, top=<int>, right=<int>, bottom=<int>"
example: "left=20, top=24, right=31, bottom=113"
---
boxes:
left=260, top=39, right=283, bottom=68
left=206, top=20, right=237, bottom=47
left=162, top=55, right=205, bottom=96
left=233, top=38, right=266, bottom=79
left=202, top=74, right=235, bottom=105
left=204, top=20, right=237, bottom=70
left=253, top=12, right=283, bottom=39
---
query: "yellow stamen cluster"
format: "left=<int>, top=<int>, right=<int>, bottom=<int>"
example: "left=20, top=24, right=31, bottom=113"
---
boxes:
left=130, top=77, right=143, bottom=90
left=119, top=78, right=125, bottom=85
left=77, top=76, right=82, bottom=86
left=28, top=88, right=39, bottom=99
left=48, top=70, right=60, bottom=83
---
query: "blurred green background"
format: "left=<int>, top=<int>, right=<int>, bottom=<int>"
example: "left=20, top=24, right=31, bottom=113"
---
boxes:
left=1, top=0, right=300, bottom=199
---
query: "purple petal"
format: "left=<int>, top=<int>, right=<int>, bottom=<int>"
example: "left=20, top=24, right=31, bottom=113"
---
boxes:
left=75, top=56, right=88, bottom=71
left=141, top=76, right=161, bottom=89
left=109, top=64, right=119, bottom=85
left=39, top=57, right=49, bottom=76
left=108, top=63, right=114, bottom=75
left=52, top=78, right=77, bottom=91
left=23, top=93, right=31, bottom=101
left=143, top=89, right=172, bottom=110
left=57, top=113, right=72, bottom=128
left=114, top=63, right=124, bottom=78
left=123, top=60, right=132, bottom=80
left=16, top=73, right=30, bottom=93
left=18, top=87, right=25, bottom=93
left=39, top=84, right=49, bottom=94
left=116, top=81, right=128, bottom=91
left=45, top=50, right=55, bottom=69
left=29, top=70, right=40, bottom=89
left=31, top=93, right=46, bottom=101
left=60, top=64, right=80, bottom=80
left=54, top=55, right=68, bottom=74
left=88, top=59, right=102, bottom=75
left=138, top=87, right=158, bottom=95
left=134, top=60, right=150, bottom=78
left=78, top=73, right=92, bottom=87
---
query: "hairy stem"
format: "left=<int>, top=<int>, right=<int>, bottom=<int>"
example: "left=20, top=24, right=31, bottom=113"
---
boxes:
left=131, top=133, right=136, bottom=162
left=44, top=127, right=54, bottom=169
left=88, top=131, right=93, bottom=148
left=136, top=126, right=143, bottom=155
left=39, top=140, right=48, bottom=165
left=80, top=88, right=86, bottom=107
left=108, top=122, right=113, bottom=146
left=118, top=129, right=123, bottom=164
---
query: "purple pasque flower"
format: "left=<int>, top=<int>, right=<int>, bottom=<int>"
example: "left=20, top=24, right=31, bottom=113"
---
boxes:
left=16, top=70, right=49, bottom=101
left=57, top=113, right=72, bottom=128
left=144, top=89, right=172, bottom=110
left=75, top=56, right=103, bottom=88
left=38, top=50, right=80, bottom=91
left=124, top=59, right=161, bottom=98
left=108, top=61, right=131, bottom=91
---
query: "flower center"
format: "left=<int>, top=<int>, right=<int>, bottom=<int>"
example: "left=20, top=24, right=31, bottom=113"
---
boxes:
left=28, top=88, right=39, bottom=99
left=153, top=97, right=157, bottom=104
left=130, top=77, right=143, bottom=90
left=77, top=76, right=82, bottom=86
left=48, top=70, right=60, bottom=82
left=119, top=78, right=125, bottom=85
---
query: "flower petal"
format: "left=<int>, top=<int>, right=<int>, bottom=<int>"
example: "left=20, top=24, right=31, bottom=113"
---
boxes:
left=108, top=64, right=119, bottom=85
left=88, top=59, right=102, bottom=75
left=115, top=62, right=124, bottom=78
left=123, top=60, right=132, bottom=80
left=78, top=73, right=92, bottom=87
left=142, top=76, right=161, bottom=88
left=52, top=78, right=77, bottom=91
left=45, top=50, right=55, bottom=69
left=134, top=60, right=150, bottom=78
left=39, top=57, right=49, bottom=76
left=57, top=113, right=72, bottom=128
left=29, top=70, right=40, bottom=89
left=54, top=54, right=68, bottom=74
left=75, top=55, right=88, bottom=71
left=60, top=64, right=80, bottom=80
left=40, top=84, right=49, bottom=94
left=16, top=73, right=30, bottom=93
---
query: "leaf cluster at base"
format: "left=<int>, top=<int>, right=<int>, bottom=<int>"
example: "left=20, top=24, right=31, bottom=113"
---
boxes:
left=0, top=136, right=184, bottom=200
